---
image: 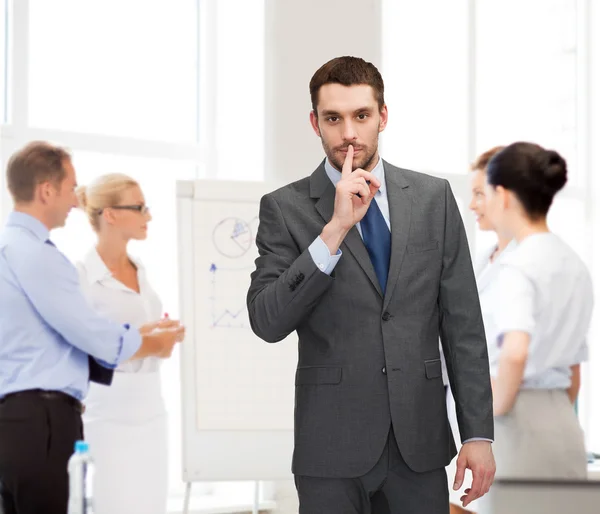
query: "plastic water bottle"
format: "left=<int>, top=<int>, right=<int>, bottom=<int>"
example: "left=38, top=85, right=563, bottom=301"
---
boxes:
left=67, top=440, right=95, bottom=514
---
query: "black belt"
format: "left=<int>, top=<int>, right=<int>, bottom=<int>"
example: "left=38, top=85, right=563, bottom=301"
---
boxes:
left=0, top=389, right=85, bottom=414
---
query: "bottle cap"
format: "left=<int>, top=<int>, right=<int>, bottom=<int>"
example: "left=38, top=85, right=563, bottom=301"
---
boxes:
left=74, top=440, right=89, bottom=453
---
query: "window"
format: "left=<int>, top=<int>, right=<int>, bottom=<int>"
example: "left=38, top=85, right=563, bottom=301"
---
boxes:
left=475, top=2, right=598, bottom=449
left=474, top=0, right=586, bottom=263
left=29, top=0, right=198, bottom=143
left=383, top=0, right=597, bottom=454
left=476, top=0, right=579, bottom=185
left=2, top=0, right=267, bottom=506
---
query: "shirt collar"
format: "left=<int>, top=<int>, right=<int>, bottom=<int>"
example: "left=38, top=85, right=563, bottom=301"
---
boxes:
left=83, top=246, right=145, bottom=285
left=6, top=211, right=50, bottom=242
left=83, top=247, right=112, bottom=284
left=323, top=157, right=386, bottom=197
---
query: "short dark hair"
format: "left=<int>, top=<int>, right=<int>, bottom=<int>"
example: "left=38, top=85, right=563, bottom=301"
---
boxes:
left=486, top=142, right=567, bottom=220
left=309, top=56, right=385, bottom=114
left=6, top=141, right=71, bottom=203
left=471, top=146, right=506, bottom=172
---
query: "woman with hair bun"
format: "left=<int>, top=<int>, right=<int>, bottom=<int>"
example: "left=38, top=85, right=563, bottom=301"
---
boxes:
left=482, top=142, right=593, bottom=480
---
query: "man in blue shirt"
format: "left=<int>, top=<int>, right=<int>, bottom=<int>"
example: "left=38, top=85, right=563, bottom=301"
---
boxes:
left=0, top=141, right=184, bottom=514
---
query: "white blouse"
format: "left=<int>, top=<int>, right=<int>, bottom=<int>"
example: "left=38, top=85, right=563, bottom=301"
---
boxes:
left=77, top=247, right=162, bottom=373
left=487, top=233, right=593, bottom=389
left=475, top=240, right=517, bottom=367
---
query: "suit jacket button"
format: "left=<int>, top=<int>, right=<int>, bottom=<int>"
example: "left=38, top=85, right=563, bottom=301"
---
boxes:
left=382, top=312, right=391, bottom=321
left=382, top=367, right=387, bottom=374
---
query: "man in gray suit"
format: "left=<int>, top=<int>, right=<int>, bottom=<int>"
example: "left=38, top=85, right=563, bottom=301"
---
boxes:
left=247, top=56, right=495, bottom=513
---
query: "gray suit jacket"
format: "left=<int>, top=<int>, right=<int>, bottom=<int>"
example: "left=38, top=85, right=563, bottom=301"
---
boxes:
left=247, top=160, right=493, bottom=478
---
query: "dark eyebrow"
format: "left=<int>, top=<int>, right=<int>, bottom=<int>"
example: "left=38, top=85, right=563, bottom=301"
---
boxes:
left=321, top=106, right=374, bottom=117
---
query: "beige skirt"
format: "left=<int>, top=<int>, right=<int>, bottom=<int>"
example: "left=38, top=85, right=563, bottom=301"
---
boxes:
left=492, top=389, right=587, bottom=479
left=448, top=388, right=587, bottom=509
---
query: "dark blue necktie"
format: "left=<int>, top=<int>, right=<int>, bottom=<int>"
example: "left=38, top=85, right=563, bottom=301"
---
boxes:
left=360, top=199, right=391, bottom=293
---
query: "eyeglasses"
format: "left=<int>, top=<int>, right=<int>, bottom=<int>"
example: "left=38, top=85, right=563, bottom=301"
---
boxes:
left=98, top=205, right=150, bottom=215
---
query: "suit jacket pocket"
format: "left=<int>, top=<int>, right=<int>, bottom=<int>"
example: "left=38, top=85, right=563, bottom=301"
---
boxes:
left=407, top=239, right=439, bottom=254
left=424, top=359, right=442, bottom=379
left=296, top=366, right=342, bottom=385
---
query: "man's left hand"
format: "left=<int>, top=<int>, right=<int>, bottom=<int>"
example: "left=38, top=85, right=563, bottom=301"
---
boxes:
left=453, top=440, right=496, bottom=508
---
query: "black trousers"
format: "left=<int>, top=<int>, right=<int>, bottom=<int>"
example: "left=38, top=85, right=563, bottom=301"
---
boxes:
left=0, top=390, right=84, bottom=514
left=295, top=427, right=449, bottom=514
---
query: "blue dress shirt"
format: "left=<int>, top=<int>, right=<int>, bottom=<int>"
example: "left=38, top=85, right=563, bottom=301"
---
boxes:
left=308, top=157, right=388, bottom=273
left=0, top=212, right=141, bottom=401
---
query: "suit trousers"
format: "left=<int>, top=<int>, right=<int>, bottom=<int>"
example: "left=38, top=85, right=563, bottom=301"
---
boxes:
left=0, top=390, right=84, bottom=514
left=295, top=426, right=449, bottom=514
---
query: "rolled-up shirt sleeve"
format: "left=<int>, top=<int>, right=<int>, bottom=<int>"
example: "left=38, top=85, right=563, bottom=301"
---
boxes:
left=10, top=245, right=141, bottom=367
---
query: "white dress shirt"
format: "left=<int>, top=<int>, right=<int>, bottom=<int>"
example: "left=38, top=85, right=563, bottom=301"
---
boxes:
left=487, top=233, right=593, bottom=389
left=474, top=240, right=517, bottom=368
left=77, top=247, right=162, bottom=373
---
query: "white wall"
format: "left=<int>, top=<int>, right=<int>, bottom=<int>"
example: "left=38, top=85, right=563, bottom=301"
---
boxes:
left=264, top=0, right=382, bottom=184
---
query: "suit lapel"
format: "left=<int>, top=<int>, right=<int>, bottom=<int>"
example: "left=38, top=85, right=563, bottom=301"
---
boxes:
left=382, top=162, right=411, bottom=310
left=310, top=162, right=383, bottom=297
left=342, top=227, right=383, bottom=297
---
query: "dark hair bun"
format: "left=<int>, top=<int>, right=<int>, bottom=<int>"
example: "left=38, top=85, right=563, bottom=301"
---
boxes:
left=486, top=141, right=568, bottom=219
left=542, top=150, right=567, bottom=194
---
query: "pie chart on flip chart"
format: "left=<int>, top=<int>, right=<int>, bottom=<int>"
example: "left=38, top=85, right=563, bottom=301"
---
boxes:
left=212, top=217, right=254, bottom=258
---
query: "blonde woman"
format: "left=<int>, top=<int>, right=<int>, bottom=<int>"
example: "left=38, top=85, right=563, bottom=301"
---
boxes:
left=76, top=174, right=179, bottom=514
